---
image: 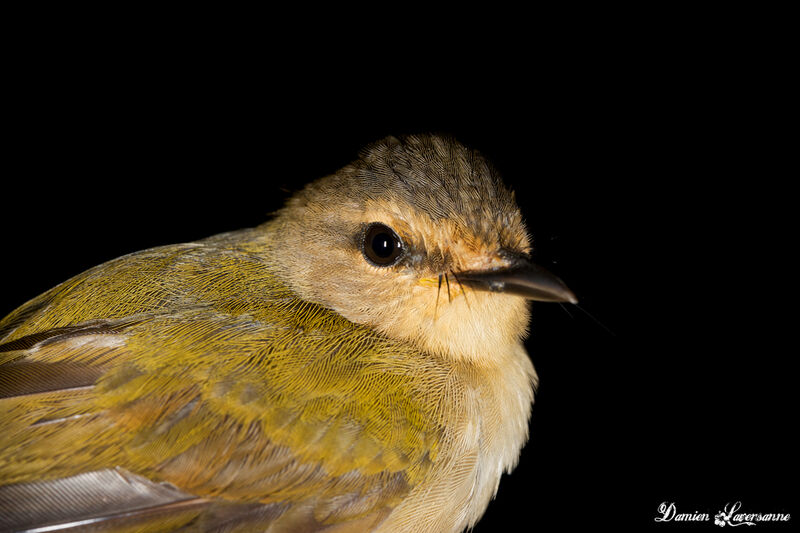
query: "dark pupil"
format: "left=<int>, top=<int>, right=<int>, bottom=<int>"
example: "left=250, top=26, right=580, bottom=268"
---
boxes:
left=371, top=233, right=395, bottom=258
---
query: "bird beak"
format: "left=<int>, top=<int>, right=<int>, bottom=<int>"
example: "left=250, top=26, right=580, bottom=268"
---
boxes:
left=455, top=253, right=578, bottom=303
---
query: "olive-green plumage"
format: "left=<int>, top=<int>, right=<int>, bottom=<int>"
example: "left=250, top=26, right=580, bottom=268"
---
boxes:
left=0, top=134, right=575, bottom=532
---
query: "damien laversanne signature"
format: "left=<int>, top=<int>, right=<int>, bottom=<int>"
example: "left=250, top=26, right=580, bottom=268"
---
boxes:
left=656, top=502, right=791, bottom=527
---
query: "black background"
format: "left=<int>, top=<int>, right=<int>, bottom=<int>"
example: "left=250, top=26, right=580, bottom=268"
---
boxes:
left=2, top=18, right=794, bottom=532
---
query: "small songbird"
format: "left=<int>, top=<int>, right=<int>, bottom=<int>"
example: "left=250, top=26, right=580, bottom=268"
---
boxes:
left=0, top=134, right=575, bottom=532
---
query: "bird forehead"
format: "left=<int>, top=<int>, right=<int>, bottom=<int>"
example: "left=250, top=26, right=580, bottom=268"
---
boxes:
left=299, top=134, right=531, bottom=258
left=354, top=134, right=518, bottom=218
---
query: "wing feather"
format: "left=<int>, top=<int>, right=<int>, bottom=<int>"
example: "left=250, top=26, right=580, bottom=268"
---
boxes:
left=0, top=240, right=452, bottom=531
left=0, top=468, right=207, bottom=532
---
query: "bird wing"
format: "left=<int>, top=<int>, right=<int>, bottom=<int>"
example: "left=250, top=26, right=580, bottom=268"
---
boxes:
left=0, top=242, right=449, bottom=532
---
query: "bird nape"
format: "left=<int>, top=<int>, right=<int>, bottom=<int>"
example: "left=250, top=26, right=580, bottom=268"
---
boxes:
left=0, top=134, right=575, bottom=533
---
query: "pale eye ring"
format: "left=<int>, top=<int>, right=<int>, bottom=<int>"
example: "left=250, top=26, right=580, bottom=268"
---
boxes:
left=361, top=223, right=404, bottom=267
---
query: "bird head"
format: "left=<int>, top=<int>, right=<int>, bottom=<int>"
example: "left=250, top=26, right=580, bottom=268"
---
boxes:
left=268, top=134, right=575, bottom=364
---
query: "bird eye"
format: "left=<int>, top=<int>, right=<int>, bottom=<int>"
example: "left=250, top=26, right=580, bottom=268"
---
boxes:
left=362, top=223, right=404, bottom=267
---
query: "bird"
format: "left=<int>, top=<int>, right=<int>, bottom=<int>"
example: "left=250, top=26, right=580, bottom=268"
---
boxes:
left=0, top=134, right=576, bottom=532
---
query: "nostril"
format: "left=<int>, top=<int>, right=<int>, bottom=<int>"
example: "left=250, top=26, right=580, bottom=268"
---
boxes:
left=498, top=248, right=530, bottom=264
